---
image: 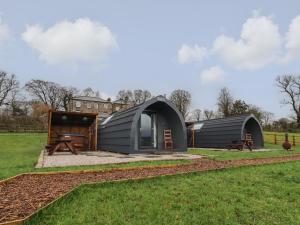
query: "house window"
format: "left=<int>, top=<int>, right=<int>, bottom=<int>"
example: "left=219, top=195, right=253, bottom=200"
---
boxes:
left=87, top=103, right=92, bottom=109
left=104, top=104, right=108, bottom=109
left=94, top=103, right=98, bottom=109
left=75, top=101, right=81, bottom=108
left=115, top=106, right=120, bottom=111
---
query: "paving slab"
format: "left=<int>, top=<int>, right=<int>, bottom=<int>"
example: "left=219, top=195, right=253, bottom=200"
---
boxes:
left=36, top=150, right=202, bottom=168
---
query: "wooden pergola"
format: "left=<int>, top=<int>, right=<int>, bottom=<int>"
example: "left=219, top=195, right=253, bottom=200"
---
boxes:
left=47, top=110, right=98, bottom=153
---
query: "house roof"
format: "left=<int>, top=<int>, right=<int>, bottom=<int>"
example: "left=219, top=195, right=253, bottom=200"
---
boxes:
left=72, top=96, right=108, bottom=102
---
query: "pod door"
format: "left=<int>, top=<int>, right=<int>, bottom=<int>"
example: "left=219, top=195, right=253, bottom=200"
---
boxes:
left=139, top=111, right=157, bottom=149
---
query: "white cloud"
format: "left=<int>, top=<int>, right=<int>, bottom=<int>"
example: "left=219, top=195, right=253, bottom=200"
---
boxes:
left=213, top=14, right=281, bottom=70
left=282, top=15, right=300, bottom=63
left=0, top=20, right=10, bottom=44
left=200, top=66, right=225, bottom=84
left=22, top=18, right=117, bottom=66
left=177, top=44, right=207, bottom=64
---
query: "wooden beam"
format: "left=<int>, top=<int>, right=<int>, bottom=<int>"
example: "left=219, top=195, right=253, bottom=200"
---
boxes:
left=47, top=110, right=52, bottom=145
left=94, top=115, right=98, bottom=151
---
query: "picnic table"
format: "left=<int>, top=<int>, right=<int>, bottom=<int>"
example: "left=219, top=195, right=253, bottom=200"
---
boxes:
left=48, top=133, right=86, bottom=155
left=227, top=134, right=253, bottom=151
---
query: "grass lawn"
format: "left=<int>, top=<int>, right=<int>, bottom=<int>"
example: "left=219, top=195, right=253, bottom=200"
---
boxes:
left=0, top=133, right=191, bottom=180
left=0, top=133, right=46, bottom=179
left=2, top=132, right=300, bottom=180
left=188, top=143, right=300, bottom=161
left=26, top=161, right=300, bottom=225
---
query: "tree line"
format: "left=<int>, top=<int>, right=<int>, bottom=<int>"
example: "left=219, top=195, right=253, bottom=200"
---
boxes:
left=0, top=70, right=191, bottom=119
left=1, top=69, right=300, bottom=132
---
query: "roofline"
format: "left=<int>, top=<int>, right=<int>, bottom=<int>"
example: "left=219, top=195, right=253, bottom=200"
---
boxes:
left=50, top=110, right=98, bottom=117
left=241, top=114, right=264, bottom=144
left=191, top=113, right=255, bottom=124
left=72, top=96, right=108, bottom=102
left=129, top=96, right=187, bottom=151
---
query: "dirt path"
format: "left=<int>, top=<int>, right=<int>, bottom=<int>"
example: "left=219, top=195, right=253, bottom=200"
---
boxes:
left=1, top=155, right=300, bottom=224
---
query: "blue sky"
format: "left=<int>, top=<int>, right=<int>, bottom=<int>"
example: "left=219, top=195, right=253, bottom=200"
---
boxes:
left=0, top=0, right=300, bottom=119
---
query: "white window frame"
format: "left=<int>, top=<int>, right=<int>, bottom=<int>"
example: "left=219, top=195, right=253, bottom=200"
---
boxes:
left=75, top=101, right=81, bottom=108
left=87, top=102, right=92, bottom=109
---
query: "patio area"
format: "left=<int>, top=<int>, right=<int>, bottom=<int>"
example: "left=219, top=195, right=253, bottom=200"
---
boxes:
left=36, top=150, right=202, bottom=168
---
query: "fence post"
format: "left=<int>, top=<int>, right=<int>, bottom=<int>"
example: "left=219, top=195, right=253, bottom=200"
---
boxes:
left=293, top=136, right=296, bottom=146
left=274, top=134, right=277, bottom=145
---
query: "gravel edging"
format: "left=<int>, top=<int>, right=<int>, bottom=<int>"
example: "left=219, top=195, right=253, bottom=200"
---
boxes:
left=1, top=154, right=300, bottom=224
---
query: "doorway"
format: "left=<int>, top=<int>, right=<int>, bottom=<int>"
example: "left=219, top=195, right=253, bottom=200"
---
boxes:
left=140, top=111, right=157, bottom=149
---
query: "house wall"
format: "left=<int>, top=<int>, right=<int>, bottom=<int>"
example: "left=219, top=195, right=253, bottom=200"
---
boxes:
left=69, top=99, right=132, bottom=119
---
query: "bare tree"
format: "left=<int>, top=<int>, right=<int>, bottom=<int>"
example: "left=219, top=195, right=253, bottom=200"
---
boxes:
left=117, top=90, right=133, bottom=103
left=217, top=87, right=234, bottom=117
left=276, top=75, right=300, bottom=127
left=169, top=89, right=191, bottom=118
left=261, top=111, right=274, bottom=126
left=191, top=109, right=202, bottom=122
left=203, top=109, right=215, bottom=120
left=25, top=79, right=77, bottom=111
left=133, top=89, right=151, bottom=105
left=0, top=71, right=19, bottom=107
left=60, top=87, right=79, bottom=111
left=8, top=90, right=31, bottom=116
left=82, top=87, right=95, bottom=97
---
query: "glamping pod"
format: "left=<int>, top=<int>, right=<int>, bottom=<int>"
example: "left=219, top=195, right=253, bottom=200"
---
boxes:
left=188, top=114, right=264, bottom=149
left=98, top=96, right=187, bottom=154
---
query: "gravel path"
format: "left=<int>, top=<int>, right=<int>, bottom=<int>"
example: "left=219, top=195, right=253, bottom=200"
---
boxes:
left=1, top=155, right=300, bottom=224
left=36, top=150, right=202, bottom=168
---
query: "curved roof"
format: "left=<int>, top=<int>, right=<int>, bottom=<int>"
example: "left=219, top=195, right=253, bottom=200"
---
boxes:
left=99, top=96, right=187, bottom=153
left=190, top=114, right=264, bottom=149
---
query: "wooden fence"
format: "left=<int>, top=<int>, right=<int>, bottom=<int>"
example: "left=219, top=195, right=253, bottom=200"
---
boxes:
left=264, top=133, right=300, bottom=146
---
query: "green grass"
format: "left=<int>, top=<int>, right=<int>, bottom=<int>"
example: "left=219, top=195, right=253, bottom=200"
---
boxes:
left=0, top=133, right=190, bottom=180
left=2, top=132, right=300, bottom=180
left=27, top=161, right=300, bottom=225
left=0, top=133, right=46, bottom=179
left=188, top=143, right=300, bottom=161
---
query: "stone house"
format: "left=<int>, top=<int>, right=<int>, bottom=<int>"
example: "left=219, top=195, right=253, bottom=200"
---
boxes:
left=69, top=96, right=132, bottom=120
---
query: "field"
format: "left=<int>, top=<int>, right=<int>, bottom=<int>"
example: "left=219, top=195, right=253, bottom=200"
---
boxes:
left=26, top=161, right=300, bottom=225
left=264, top=131, right=300, bottom=146
left=1, top=132, right=300, bottom=180
left=0, top=133, right=190, bottom=180
left=2, top=132, right=300, bottom=225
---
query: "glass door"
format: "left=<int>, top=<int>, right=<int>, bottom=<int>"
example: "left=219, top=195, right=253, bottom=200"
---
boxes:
left=140, top=112, right=157, bottom=149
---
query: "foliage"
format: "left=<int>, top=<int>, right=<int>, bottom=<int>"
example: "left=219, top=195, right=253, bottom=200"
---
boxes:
left=231, top=100, right=249, bottom=115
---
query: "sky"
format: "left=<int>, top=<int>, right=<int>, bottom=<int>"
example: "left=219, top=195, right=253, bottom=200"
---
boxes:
left=0, top=0, right=300, bottom=119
